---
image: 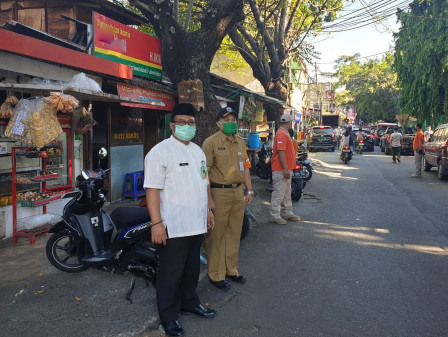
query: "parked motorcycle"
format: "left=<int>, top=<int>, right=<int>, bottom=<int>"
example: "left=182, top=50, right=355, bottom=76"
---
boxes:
left=355, top=140, right=364, bottom=154
left=340, top=145, right=353, bottom=164
left=46, top=148, right=157, bottom=289
left=139, top=197, right=253, bottom=241
left=255, top=142, right=272, bottom=181
left=297, top=152, right=313, bottom=181
left=291, top=161, right=307, bottom=201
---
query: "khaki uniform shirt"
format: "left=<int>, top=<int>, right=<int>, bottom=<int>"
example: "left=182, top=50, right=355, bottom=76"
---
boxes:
left=202, top=131, right=250, bottom=185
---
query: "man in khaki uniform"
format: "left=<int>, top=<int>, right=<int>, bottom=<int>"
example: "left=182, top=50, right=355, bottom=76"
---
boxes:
left=202, top=107, right=253, bottom=291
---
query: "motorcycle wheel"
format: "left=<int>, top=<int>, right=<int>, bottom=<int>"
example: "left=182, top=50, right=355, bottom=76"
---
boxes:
left=291, top=180, right=303, bottom=201
left=302, top=164, right=313, bottom=181
left=241, top=212, right=250, bottom=240
left=255, top=165, right=270, bottom=180
left=46, top=233, right=88, bottom=273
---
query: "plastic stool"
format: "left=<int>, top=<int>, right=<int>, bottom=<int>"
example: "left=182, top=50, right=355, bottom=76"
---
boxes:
left=122, top=172, right=145, bottom=200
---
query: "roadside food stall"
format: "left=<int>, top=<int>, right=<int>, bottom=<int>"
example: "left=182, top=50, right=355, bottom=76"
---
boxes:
left=234, top=95, right=275, bottom=171
left=0, top=88, right=81, bottom=243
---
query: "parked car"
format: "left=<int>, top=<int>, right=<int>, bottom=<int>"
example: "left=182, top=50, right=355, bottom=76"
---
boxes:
left=379, top=127, right=395, bottom=154
left=380, top=126, right=416, bottom=155
left=374, top=122, right=398, bottom=146
left=423, top=123, right=448, bottom=180
left=353, top=130, right=375, bottom=151
left=309, top=126, right=336, bottom=152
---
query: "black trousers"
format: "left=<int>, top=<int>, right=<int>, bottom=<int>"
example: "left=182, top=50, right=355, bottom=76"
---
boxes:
left=392, top=146, right=401, bottom=162
left=156, top=234, right=203, bottom=324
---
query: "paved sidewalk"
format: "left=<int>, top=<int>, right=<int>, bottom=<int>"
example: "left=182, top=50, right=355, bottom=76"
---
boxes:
left=0, top=177, right=272, bottom=336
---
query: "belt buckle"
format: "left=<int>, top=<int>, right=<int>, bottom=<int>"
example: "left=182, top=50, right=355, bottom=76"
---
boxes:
left=232, top=183, right=237, bottom=188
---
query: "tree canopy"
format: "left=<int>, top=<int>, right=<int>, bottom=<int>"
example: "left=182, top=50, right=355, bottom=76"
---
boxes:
left=333, top=54, right=399, bottom=123
left=394, top=0, right=448, bottom=125
left=128, top=0, right=245, bottom=144
left=225, top=0, right=343, bottom=123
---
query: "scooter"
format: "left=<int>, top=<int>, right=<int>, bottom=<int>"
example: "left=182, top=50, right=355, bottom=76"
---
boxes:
left=255, top=142, right=272, bottom=181
left=46, top=148, right=157, bottom=290
left=291, top=161, right=307, bottom=201
left=297, top=152, right=313, bottom=181
left=355, top=140, right=364, bottom=154
left=340, top=145, right=352, bottom=164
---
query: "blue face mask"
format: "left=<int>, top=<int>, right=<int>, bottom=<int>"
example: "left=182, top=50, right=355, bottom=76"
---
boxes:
left=174, top=125, right=196, bottom=141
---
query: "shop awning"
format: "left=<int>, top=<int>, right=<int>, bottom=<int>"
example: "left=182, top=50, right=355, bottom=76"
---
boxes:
left=0, top=83, right=166, bottom=107
left=215, top=95, right=235, bottom=102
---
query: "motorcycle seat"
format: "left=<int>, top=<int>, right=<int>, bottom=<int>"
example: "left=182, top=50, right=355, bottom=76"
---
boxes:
left=110, top=207, right=151, bottom=231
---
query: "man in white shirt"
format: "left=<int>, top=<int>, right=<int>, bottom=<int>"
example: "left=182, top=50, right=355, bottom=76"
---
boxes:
left=144, top=103, right=216, bottom=337
left=424, top=125, right=433, bottom=142
left=389, top=127, right=403, bottom=163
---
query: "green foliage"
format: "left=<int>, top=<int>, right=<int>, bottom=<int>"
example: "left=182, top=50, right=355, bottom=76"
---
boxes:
left=227, top=0, right=344, bottom=90
left=394, top=0, right=448, bottom=125
left=333, top=54, right=400, bottom=122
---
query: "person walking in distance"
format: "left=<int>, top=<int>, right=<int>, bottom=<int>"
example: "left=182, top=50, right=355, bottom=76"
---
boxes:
left=424, top=125, right=433, bottom=142
left=144, top=103, right=216, bottom=337
left=411, top=123, right=425, bottom=178
left=270, top=114, right=301, bottom=225
left=202, top=107, right=253, bottom=291
left=390, top=127, right=403, bottom=163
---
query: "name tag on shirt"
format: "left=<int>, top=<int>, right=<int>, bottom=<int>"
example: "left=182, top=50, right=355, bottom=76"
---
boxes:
left=201, top=160, right=208, bottom=179
left=179, top=163, right=189, bottom=166
left=239, top=160, right=244, bottom=171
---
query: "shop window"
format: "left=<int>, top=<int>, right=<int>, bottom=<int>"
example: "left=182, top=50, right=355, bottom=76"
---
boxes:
left=111, top=108, right=143, bottom=145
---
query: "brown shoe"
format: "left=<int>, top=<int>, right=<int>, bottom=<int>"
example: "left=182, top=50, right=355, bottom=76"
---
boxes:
left=283, top=214, right=301, bottom=221
left=271, top=218, right=287, bottom=225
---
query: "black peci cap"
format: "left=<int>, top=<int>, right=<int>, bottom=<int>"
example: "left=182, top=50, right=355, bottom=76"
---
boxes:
left=171, top=103, right=196, bottom=121
left=217, top=107, right=238, bottom=121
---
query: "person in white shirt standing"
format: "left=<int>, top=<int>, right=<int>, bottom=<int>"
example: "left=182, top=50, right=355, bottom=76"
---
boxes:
left=389, top=127, right=403, bottom=164
left=144, top=103, right=216, bottom=337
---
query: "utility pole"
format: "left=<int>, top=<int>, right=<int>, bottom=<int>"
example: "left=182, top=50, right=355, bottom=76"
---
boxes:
left=315, top=62, right=321, bottom=125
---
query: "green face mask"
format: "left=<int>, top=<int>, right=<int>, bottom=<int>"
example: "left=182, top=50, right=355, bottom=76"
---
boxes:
left=174, top=125, right=196, bottom=141
left=221, top=122, right=238, bottom=135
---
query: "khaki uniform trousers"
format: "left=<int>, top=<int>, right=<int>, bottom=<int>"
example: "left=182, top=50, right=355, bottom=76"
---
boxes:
left=414, top=149, right=423, bottom=175
left=270, top=170, right=293, bottom=220
left=206, top=186, right=245, bottom=282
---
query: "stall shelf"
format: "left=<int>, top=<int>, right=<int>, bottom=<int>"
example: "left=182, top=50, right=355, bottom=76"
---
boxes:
left=12, top=147, right=63, bottom=244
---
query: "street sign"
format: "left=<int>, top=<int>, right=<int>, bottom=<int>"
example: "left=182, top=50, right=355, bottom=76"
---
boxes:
left=325, top=90, right=335, bottom=101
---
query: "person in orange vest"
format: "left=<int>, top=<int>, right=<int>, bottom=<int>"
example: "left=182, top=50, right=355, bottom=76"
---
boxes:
left=411, top=123, right=425, bottom=178
left=270, top=114, right=301, bottom=225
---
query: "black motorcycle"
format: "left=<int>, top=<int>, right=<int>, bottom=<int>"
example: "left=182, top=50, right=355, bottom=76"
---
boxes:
left=291, top=161, right=307, bottom=201
left=297, top=152, right=313, bottom=182
left=355, top=140, right=364, bottom=154
left=46, top=150, right=157, bottom=288
left=255, top=142, right=272, bottom=181
left=340, top=145, right=353, bottom=164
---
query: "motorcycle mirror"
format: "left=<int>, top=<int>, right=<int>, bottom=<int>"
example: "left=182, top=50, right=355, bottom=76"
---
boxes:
left=98, top=147, right=108, bottom=159
left=81, top=170, right=89, bottom=180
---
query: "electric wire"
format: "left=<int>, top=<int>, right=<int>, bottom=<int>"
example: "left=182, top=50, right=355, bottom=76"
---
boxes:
left=320, top=0, right=413, bottom=33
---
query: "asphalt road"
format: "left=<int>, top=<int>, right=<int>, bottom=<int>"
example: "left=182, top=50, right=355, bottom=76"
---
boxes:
left=139, top=147, right=448, bottom=337
left=1, top=146, right=447, bottom=337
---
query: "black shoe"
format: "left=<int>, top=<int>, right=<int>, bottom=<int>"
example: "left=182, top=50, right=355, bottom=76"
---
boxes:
left=160, top=320, right=185, bottom=337
left=209, top=279, right=231, bottom=291
left=397, top=158, right=401, bottom=163
left=226, top=274, right=247, bottom=284
left=181, top=304, right=217, bottom=318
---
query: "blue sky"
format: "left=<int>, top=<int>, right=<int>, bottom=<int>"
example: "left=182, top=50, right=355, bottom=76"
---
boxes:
left=310, top=1, right=402, bottom=77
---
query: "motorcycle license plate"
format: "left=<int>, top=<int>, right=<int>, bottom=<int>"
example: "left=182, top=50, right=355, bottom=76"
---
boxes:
left=343, top=149, right=350, bottom=152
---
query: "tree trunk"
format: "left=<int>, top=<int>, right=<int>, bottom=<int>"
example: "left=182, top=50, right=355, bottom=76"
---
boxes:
left=129, top=0, right=244, bottom=145
left=265, top=80, right=288, bottom=131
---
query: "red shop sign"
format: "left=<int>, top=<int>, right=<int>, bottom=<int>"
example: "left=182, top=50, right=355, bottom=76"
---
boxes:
left=57, top=115, right=71, bottom=128
left=117, top=84, right=175, bottom=111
